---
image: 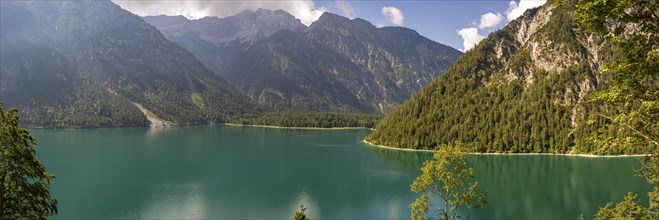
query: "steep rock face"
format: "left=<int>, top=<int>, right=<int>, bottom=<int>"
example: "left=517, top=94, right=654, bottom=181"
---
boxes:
left=223, top=12, right=461, bottom=113
left=367, top=3, right=613, bottom=154
left=0, top=0, right=255, bottom=127
left=224, top=30, right=374, bottom=112
left=143, top=10, right=306, bottom=77
left=306, top=13, right=462, bottom=112
left=146, top=11, right=461, bottom=113
left=146, top=9, right=306, bottom=43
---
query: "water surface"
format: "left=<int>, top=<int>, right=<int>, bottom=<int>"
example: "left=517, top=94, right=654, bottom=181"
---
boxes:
left=31, top=125, right=652, bottom=219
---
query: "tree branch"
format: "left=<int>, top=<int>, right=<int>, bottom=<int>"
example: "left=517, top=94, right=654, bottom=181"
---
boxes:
left=592, top=113, right=659, bottom=147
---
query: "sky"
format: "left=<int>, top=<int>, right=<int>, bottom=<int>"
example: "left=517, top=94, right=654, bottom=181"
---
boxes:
left=112, top=0, right=547, bottom=52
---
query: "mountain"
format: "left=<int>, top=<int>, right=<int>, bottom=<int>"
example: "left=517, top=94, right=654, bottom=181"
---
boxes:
left=0, top=0, right=256, bottom=128
left=145, top=12, right=461, bottom=113
left=302, top=13, right=461, bottom=112
left=366, top=3, right=646, bottom=154
left=143, top=10, right=307, bottom=79
left=224, top=30, right=374, bottom=112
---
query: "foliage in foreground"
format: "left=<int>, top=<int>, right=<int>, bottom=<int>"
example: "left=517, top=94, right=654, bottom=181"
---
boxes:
left=575, top=0, right=659, bottom=153
left=293, top=204, right=310, bottom=220
left=585, top=192, right=655, bottom=220
left=0, top=103, right=57, bottom=219
left=410, top=142, right=487, bottom=220
left=581, top=153, right=658, bottom=219
left=574, top=0, right=658, bottom=218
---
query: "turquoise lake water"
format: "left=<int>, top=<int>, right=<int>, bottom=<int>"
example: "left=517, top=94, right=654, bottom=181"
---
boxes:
left=31, top=125, right=652, bottom=219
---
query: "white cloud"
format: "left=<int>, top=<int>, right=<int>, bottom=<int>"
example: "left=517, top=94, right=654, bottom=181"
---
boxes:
left=334, top=0, right=355, bottom=19
left=506, top=0, right=546, bottom=21
left=456, top=0, right=545, bottom=52
left=478, top=12, right=504, bottom=29
left=457, top=27, right=485, bottom=51
left=112, top=0, right=325, bottom=26
left=381, top=6, right=404, bottom=26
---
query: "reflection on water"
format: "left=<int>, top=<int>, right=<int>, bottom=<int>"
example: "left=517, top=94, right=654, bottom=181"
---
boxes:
left=311, top=143, right=354, bottom=148
left=469, top=155, right=651, bottom=219
left=361, top=168, right=408, bottom=179
left=369, top=146, right=652, bottom=219
left=145, top=127, right=167, bottom=137
left=139, top=183, right=207, bottom=219
left=386, top=195, right=403, bottom=217
left=366, top=145, right=432, bottom=171
left=31, top=125, right=652, bottom=219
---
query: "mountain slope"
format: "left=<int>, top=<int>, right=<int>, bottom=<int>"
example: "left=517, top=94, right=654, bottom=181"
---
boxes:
left=145, top=12, right=461, bottom=113
left=366, top=3, right=644, bottom=154
left=224, top=30, right=373, bottom=112
left=143, top=10, right=306, bottom=78
left=0, top=0, right=256, bottom=128
left=223, top=12, right=462, bottom=113
left=307, top=13, right=459, bottom=100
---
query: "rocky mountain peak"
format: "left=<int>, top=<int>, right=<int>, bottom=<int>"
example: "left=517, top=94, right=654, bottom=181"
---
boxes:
left=144, top=9, right=305, bottom=44
left=310, top=12, right=377, bottom=32
left=144, top=8, right=460, bottom=114
left=314, top=12, right=347, bottom=22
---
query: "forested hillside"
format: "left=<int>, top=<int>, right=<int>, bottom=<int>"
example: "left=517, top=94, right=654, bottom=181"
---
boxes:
left=366, top=2, right=652, bottom=155
left=236, top=111, right=381, bottom=128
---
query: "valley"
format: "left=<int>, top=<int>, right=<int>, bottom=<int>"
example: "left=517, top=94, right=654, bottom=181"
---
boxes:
left=1, top=0, right=656, bottom=219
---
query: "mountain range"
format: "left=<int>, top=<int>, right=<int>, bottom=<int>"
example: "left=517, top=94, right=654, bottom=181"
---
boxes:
left=145, top=11, right=461, bottom=113
left=0, top=0, right=461, bottom=128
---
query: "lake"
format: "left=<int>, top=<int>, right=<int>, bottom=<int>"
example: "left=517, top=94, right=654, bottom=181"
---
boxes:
left=31, top=125, right=652, bottom=219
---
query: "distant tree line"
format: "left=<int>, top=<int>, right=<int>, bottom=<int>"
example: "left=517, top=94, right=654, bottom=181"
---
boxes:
left=235, top=111, right=382, bottom=128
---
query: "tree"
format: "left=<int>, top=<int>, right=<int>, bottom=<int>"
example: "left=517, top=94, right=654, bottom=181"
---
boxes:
left=0, top=103, right=58, bottom=219
left=575, top=0, right=658, bottom=149
left=575, top=0, right=658, bottom=218
left=590, top=192, right=653, bottom=220
left=410, top=142, right=487, bottom=220
left=293, top=204, right=310, bottom=220
left=638, top=153, right=659, bottom=217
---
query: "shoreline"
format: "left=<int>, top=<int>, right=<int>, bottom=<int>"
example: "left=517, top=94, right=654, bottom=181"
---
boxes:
left=362, top=139, right=651, bottom=158
left=222, top=123, right=375, bottom=131
left=28, top=123, right=650, bottom=158
left=27, top=123, right=374, bottom=131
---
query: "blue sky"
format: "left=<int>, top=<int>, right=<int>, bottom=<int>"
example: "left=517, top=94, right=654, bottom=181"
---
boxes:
left=114, top=0, right=547, bottom=51
left=315, top=1, right=513, bottom=51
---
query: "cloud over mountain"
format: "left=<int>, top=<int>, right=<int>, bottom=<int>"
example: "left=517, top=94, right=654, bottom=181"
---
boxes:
left=456, top=0, right=546, bottom=51
left=112, top=0, right=325, bottom=26
left=457, top=27, right=485, bottom=51
left=479, top=12, right=504, bottom=29
left=381, top=6, right=404, bottom=26
left=506, top=0, right=546, bottom=21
